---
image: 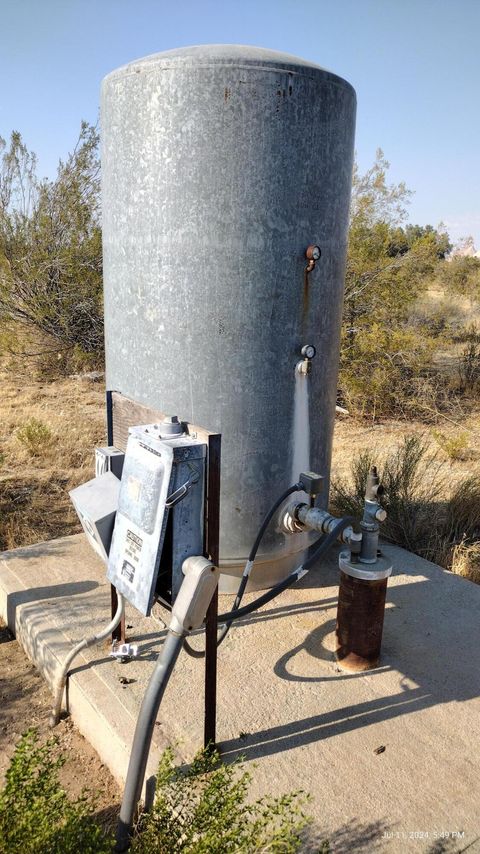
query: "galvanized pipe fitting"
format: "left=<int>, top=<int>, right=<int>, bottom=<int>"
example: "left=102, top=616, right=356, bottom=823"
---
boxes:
left=282, top=502, right=355, bottom=545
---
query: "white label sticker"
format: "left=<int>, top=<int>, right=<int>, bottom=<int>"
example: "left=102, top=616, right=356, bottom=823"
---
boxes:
left=127, top=475, right=142, bottom=503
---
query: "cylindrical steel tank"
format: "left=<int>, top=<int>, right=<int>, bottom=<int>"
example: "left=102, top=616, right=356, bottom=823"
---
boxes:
left=101, top=45, right=356, bottom=589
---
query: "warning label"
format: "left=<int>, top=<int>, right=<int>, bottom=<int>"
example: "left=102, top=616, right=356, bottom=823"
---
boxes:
left=125, top=530, right=143, bottom=565
left=121, top=560, right=136, bottom=584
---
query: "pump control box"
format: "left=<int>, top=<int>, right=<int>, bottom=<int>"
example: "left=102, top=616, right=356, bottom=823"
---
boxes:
left=107, top=424, right=206, bottom=616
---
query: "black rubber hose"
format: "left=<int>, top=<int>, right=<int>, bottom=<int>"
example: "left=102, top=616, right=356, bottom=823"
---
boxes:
left=183, top=482, right=303, bottom=658
left=216, top=516, right=355, bottom=624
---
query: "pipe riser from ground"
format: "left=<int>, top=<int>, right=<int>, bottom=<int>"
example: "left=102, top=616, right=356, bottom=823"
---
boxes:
left=335, top=572, right=388, bottom=671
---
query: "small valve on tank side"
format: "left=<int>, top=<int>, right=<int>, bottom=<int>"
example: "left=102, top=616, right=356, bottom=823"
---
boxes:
left=305, top=244, right=321, bottom=273
left=297, top=343, right=316, bottom=374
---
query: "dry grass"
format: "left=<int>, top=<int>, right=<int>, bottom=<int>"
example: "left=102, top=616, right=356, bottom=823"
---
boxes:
left=0, top=355, right=479, bottom=589
left=330, top=435, right=480, bottom=584
left=331, top=414, right=480, bottom=486
left=0, top=366, right=105, bottom=550
left=451, top=539, right=480, bottom=585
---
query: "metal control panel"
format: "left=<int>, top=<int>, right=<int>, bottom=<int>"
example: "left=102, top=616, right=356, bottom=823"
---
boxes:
left=107, top=424, right=206, bottom=616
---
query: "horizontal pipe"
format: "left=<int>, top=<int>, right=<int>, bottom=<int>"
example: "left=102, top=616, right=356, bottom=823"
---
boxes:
left=286, top=503, right=355, bottom=545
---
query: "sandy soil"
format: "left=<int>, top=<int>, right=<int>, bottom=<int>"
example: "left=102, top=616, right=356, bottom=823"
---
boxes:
left=0, top=620, right=121, bottom=828
left=331, top=411, right=480, bottom=485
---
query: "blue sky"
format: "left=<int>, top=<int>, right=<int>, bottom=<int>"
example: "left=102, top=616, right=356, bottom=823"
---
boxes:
left=1, top=0, right=479, bottom=245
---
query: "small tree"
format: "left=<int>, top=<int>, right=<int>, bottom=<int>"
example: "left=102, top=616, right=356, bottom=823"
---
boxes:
left=0, top=123, right=103, bottom=361
left=340, top=150, right=446, bottom=417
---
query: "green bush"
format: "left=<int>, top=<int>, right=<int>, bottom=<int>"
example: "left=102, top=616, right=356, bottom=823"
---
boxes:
left=0, top=730, right=113, bottom=854
left=1, top=733, right=315, bottom=854
left=131, top=747, right=312, bottom=854
left=431, top=430, right=469, bottom=461
left=16, top=417, right=52, bottom=456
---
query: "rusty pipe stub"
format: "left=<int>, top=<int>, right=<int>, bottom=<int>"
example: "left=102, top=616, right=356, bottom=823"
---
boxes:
left=335, top=550, right=392, bottom=672
left=335, top=570, right=389, bottom=672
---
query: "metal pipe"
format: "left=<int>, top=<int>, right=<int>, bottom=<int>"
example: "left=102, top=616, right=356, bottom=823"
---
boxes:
left=284, top=503, right=356, bottom=545
left=115, top=629, right=185, bottom=852
left=335, top=465, right=392, bottom=671
left=336, top=572, right=389, bottom=671
left=50, top=592, right=125, bottom=727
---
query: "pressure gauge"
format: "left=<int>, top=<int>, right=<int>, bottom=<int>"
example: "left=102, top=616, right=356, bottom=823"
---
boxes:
left=306, top=245, right=321, bottom=262
left=301, top=344, right=316, bottom=360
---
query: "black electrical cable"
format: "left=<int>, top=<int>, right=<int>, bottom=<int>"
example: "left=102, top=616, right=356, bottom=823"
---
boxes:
left=217, top=516, right=354, bottom=623
left=184, top=514, right=354, bottom=658
left=183, top=482, right=303, bottom=658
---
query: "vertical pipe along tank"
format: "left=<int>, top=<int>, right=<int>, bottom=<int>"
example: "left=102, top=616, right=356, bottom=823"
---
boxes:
left=101, top=45, right=356, bottom=590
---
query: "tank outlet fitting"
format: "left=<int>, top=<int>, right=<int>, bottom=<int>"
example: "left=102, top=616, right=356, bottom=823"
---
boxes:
left=282, top=503, right=354, bottom=545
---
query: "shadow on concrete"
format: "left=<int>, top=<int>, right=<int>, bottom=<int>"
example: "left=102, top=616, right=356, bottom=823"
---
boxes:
left=1, top=537, right=72, bottom=562
left=6, top=580, right=99, bottom=630
left=219, top=571, right=480, bottom=763
left=305, top=818, right=388, bottom=852
left=4, top=580, right=100, bottom=686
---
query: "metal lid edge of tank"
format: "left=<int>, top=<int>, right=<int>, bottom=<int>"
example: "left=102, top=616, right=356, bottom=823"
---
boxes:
left=101, top=44, right=356, bottom=96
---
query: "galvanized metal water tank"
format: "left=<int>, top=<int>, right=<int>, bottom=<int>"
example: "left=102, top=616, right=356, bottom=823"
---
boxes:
left=101, top=45, right=356, bottom=590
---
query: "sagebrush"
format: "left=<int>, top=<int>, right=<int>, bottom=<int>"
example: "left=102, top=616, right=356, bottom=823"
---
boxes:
left=330, top=435, right=480, bottom=582
left=131, top=746, right=312, bottom=854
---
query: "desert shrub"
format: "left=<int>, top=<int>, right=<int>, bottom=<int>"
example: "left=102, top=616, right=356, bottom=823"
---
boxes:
left=458, top=337, right=480, bottom=392
left=451, top=539, right=480, bottom=585
left=331, top=436, right=446, bottom=556
left=0, top=729, right=112, bottom=854
left=0, top=125, right=103, bottom=367
left=339, top=324, right=437, bottom=419
left=16, top=417, right=52, bottom=456
left=438, top=254, right=480, bottom=301
left=330, top=437, right=480, bottom=582
left=431, top=430, right=469, bottom=461
left=444, top=476, right=480, bottom=545
left=131, top=746, right=312, bottom=854
left=1, top=733, right=315, bottom=854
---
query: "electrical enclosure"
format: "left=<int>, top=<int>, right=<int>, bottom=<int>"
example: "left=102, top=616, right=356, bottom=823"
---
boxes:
left=69, top=472, right=121, bottom=563
left=107, top=425, right=206, bottom=615
left=95, top=446, right=125, bottom=479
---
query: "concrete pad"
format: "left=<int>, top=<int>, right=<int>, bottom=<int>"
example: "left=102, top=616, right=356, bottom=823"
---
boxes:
left=1, top=534, right=479, bottom=852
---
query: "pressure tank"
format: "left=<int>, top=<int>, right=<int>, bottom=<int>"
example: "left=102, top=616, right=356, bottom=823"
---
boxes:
left=101, top=45, right=356, bottom=590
